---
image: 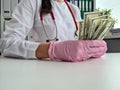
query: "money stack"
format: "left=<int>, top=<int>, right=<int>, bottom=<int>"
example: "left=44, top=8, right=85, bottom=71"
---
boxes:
left=78, top=11, right=116, bottom=40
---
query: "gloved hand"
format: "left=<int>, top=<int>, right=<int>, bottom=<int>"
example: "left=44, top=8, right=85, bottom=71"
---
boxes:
left=48, top=40, right=107, bottom=62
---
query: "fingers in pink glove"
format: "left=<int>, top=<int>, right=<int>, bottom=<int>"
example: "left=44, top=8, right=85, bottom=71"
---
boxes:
left=87, top=40, right=107, bottom=58
left=85, top=40, right=107, bottom=53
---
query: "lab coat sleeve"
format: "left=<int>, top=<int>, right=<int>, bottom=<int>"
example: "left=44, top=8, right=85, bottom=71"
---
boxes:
left=0, top=0, right=40, bottom=59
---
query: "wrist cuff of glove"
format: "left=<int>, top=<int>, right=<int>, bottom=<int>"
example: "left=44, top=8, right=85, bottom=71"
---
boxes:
left=48, top=41, right=61, bottom=61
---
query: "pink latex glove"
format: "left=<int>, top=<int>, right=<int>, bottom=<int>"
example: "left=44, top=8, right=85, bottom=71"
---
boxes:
left=48, top=40, right=107, bottom=62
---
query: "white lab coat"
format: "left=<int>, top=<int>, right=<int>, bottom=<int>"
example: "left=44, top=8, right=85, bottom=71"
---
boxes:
left=0, top=0, right=81, bottom=59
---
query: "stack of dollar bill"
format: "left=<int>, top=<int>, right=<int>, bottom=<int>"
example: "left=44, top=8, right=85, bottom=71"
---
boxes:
left=78, top=11, right=116, bottom=40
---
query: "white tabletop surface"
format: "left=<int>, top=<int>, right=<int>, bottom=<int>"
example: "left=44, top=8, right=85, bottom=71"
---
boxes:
left=0, top=53, right=120, bottom=90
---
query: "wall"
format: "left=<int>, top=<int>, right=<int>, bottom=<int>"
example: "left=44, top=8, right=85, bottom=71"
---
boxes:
left=96, top=0, right=120, bottom=28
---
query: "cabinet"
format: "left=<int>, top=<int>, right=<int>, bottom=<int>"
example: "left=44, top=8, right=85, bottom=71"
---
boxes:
left=104, top=38, right=120, bottom=53
left=0, top=0, right=20, bottom=39
left=104, top=28, right=120, bottom=53
left=68, top=0, right=96, bottom=19
left=0, top=0, right=20, bottom=55
left=3, top=0, right=20, bottom=19
left=0, top=0, right=4, bottom=39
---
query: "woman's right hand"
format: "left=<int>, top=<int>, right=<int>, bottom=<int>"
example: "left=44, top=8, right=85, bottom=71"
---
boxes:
left=35, top=43, right=50, bottom=59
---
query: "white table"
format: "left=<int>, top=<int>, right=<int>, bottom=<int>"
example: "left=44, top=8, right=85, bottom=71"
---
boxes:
left=0, top=53, right=120, bottom=90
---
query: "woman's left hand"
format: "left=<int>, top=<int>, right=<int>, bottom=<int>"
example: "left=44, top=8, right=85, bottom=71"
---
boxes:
left=48, top=40, right=107, bottom=62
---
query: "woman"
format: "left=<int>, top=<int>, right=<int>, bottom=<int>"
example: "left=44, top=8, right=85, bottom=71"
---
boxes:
left=0, top=0, right=107, bottom=62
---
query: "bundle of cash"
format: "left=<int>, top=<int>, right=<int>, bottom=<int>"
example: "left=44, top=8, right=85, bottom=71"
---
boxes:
left=78, top=11, right=115, bottom=40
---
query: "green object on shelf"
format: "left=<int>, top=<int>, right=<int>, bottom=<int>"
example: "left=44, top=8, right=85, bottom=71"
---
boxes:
left=78, top=0, right=95, bottom=19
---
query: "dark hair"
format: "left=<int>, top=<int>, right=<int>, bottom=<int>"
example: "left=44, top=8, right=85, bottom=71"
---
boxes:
left=41, top=0, right=52, bottom=14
